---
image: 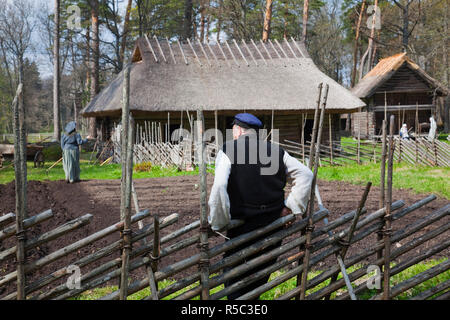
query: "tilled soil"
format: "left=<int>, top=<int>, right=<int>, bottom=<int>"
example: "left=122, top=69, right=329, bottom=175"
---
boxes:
left=0, top=176, right=448, bottom=298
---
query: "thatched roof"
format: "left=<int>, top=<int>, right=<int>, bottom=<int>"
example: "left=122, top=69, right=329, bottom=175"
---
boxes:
left=82, top=36, right=365, bottom=117
left=352, top=52, right=449, bottom=98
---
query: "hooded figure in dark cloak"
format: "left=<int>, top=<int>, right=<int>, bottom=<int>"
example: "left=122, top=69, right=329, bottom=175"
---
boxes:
left=61, top=121, right=88, bottom=183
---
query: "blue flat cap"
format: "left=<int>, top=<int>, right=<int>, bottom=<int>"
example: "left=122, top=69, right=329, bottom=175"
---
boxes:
left=65, top=121, right=77, bottom=134
left=233, top=113, right=263, bottom=129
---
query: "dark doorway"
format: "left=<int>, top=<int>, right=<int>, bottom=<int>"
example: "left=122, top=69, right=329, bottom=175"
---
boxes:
left=303, top=119, right=314, bottom=143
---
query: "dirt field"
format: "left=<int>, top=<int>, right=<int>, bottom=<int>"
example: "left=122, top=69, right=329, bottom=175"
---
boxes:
left=0, top=176, right=448, bottom=297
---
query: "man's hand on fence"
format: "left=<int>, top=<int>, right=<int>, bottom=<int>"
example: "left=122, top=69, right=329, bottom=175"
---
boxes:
left=281, top=207, right=294, bottom=229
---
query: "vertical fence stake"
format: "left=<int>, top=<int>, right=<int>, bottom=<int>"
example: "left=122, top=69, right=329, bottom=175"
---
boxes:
left=299, top=83, right=329, bottom=300
left=301, top=113, right=305, bottom=165
left=147, top=214, right=160, bottom=300
left=296, top=83, right=323, bottom=299
left=197, top=108, right=210, bottom=300
left=12, top=83, right=27, bottom=300
left=377, top=120, right=387, bottom=264
left=119, top=65, right=133, bottom=300
left=383, top=115, right=395, bottom=300
left=328, top=113, right=333, bottom=165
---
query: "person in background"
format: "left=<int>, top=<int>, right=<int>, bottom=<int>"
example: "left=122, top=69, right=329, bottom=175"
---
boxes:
left=428, top=116, right=437, bottom=140
left=399, top=123, right=409, bottom=140
left=61, top=121, right=88, bottom=183
left=208, top=113, right=313, bottom=300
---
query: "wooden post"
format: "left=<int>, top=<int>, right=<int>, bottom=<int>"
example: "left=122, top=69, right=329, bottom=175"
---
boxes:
left=214, top=110, right=218, bottom=151
left=197, top=108, right=210, bottom=300
left=383, top=115, right=395, bottom=300
left=296, top=84, right=322, bottom=299
left=357, top=108, right=361, bottom=164
left=167, top=112, right=170, bottom=143
left=308, top=84, right=323, bottom=169
left=119, top=65, right=133, bottom=300
left=301, top=114, right=305, bottom=164
left=299, top=83, right=329, bottom=300
left=328, top=113, right=333, bottom=165
left=12, top=83, right=27, bottom=300
left=147, top=214, right=160, bottom=300
left=378, top=120, right=387, bottom=262
left=415, top=102, right=419, bottom=163
left=271, top=109, right=274, bottom=142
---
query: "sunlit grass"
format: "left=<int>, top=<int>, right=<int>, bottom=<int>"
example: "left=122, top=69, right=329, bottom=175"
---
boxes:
left=72, top=258, right=449, bottom=300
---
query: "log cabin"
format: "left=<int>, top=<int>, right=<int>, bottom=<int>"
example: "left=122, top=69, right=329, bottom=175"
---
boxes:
left=350, top=52, right=449, bottom=138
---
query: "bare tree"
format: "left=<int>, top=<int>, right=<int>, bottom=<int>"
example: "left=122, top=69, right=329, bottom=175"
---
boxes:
left=53, top=0, right=61, bottom=141
left=89, top=0, right=100, bottom=138
left=119, top=0, right=133, bottom=66
left=183, top=0, right=194, bottom=40
left=302, top=0, right=310, bottom=42
left=0, top=0, right=34, bottom=86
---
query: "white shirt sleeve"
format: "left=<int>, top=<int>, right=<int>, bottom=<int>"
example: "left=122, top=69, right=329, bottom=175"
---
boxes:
left=284, top=151, right=314, bottom=215
left=208, top=150, right=232, bottom=231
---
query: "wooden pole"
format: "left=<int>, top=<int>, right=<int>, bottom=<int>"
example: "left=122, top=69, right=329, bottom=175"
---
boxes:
left=197, top=108, right=210, bottom=300
left=301, top=113, right=305, bottom=165
left=214, top=109, right=218, bottom=151
left=167, top=112, right=170, bottom=143
left=12, top=83, right=27, bottom=299
left=328, top=114, right=333, bottom=165
left=378, top=119, right=387, bottom=262
left=147, top=214, right=160, bottom=300
left=119, top=65, right=133, bottom=300
left=357, top=108, right=361, bottom=164
left=383, top=114, right=395, bottom=300
left=299, top=83, right=329, bottom=300
left=271, top=109, right=274, bottom=142
left=296, top=83, right=322, bottom=297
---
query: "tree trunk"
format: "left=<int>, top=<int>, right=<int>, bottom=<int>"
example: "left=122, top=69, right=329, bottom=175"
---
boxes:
left=119, top=0, right=133, bottom=70
left=402, top=2, right=410, bottom=50
left=200, top=2, right=207, bottom=43
left=359, top=0, right=378, bottom=79
left=262, top=0, right=273, bottom=42
left=89, top=0, right=100, bottom=138
left=183, top=0, right=194, bottom=40
left=302, top=0, right=310, bottom=42
left=53, top=0, right=61, bottom=142
left=444, top=0, right=449, bottom=132
left=351, top=0, right=366, bottom=87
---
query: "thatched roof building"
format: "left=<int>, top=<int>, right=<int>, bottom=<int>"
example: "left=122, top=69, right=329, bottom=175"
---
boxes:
left=351, top=53, right=449, bottom=138
left=82, top=36, right=365, bottom=143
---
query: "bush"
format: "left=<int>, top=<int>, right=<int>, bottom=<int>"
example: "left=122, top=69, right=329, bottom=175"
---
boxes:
left=134, top=161, right=152, bottom=172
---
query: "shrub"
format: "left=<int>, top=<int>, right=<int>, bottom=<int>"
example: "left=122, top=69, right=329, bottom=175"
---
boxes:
left=134, top=161, right=152, bottom=172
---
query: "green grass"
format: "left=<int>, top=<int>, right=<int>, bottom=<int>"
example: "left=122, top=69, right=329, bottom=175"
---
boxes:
left=72, top=258, right=449, bottom=300
left=317, top=162, right=450, bottom=200
left=0, top=152, right=203, bottom=185
left=2, top=150, right=448, bottom=200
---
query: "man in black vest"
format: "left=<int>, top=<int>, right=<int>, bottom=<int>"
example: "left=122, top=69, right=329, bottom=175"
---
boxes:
left=208, top=113, right=314, bottom=300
